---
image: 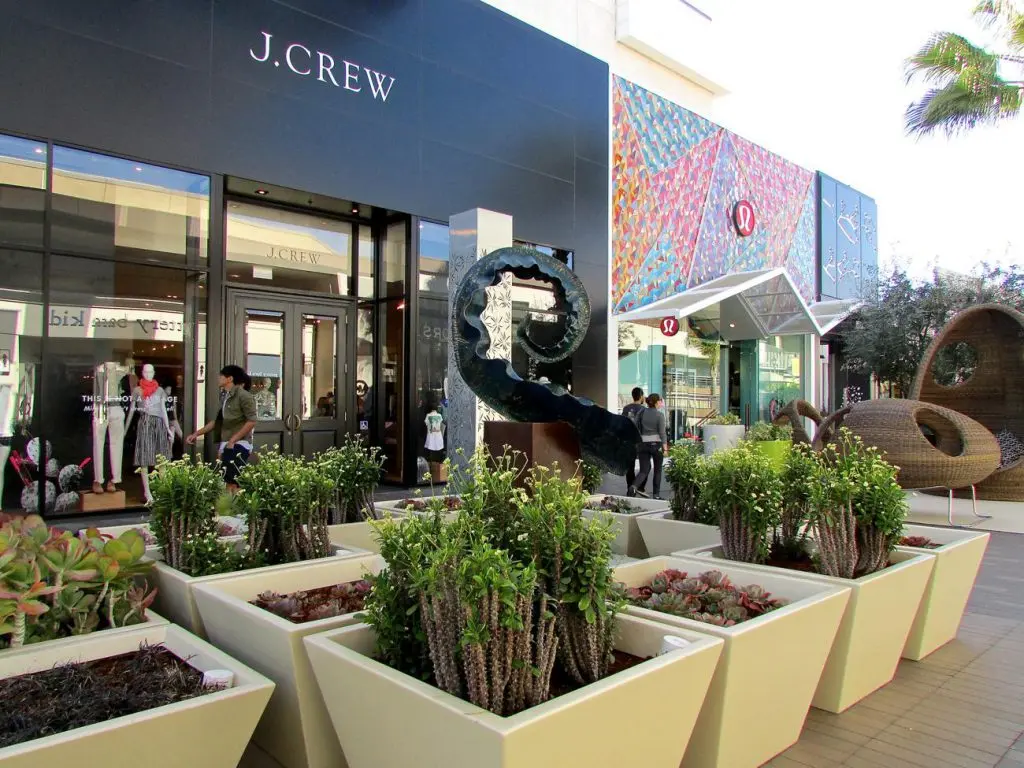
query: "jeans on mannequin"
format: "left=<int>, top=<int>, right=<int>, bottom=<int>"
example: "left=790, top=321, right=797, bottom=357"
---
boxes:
left=93, top=407, right=125, bottom=485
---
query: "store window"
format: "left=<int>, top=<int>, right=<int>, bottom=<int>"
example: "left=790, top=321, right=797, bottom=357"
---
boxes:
left=226, top=201, right=352, bottom=295
left=0, top=250, right=43, bottom=514
left=418, top=221, right=449, bottom=293
left=415, top=296, right=449, bottom=484
left=757, top=336, right=805, bottom=422
left=50, top=146, right=209, bottom=264
left=42, top=258, right=203, bottom=513
left=0, top=134, right=47, bottom=249
left=357, top=225, right=374, bottom=298
left=616, top=320, right=719, bottom=440
left=356, top=304, right=375, bottom=439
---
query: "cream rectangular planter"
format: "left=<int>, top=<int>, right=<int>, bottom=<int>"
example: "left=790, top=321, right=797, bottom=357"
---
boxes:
left=328, top=513, right=458, bottom=555
left=636, top=511, right=721, bottom=557
left=148, top=547, right=365, bottom=638
left=899, top=524, right=990, bottom=661
left=0, top=623, right=273, bottom=767
left=375, top=495, right=460, bottom=514
left=193, top=554, right=384, bottom=768
left=583, top=495, right=667, bottom=558
left=685, top=544, right=936, bottom=713
left=614, top=556, right=850, bottom=768
left=304, top=614, right=723, bottom=768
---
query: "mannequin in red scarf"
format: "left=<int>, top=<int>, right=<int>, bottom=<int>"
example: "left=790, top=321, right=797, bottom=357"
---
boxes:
left=127, top=363, right=175, bottom=503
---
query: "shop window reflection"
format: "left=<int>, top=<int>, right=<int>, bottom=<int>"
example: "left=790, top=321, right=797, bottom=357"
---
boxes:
left=380, top=299, right=404, bottom=483
left=0, top=250, right=43, bottom=514
left=51, top=146, right=209, bottom=265
left=356, top=304, right=374, bottom=440
left=415, top=297, right=448, bottom=485
left=43, top=258, right=200, bottom=514
left=757, top=336, right=804, bottom=422
left=418, top=221, right=449, bottom=293
left=0, top=134, right=46, bottom=249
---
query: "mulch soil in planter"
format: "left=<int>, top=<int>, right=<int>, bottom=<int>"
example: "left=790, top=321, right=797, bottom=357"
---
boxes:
left=401, top=497, right=461, bottom=512
left=0, top=645, right=212, bottom=748
left=547, top=650, right=649, bottom=700
left=252, top=580, right=371, bottom=624
left=590, top=497, right=647, bottom=515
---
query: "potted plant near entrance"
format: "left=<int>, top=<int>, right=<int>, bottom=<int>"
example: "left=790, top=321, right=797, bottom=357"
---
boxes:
left=636, top=442, right=721, bottom=556
left=681, top=430, right=936, bottom=713
left=701, top=413, right=745, bottom=455
left=143, top=454, right=362, bottom=637
left=304, top=450, right=724, bottom=768
left=745, top=421, right=793, bottom=470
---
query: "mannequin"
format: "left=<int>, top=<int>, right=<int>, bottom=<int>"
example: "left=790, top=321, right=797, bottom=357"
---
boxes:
left=91, top=360, right=130, bottom=494
left=424, top=408, right=444, bottom=454
left=126, top=364, right=173, bottom=503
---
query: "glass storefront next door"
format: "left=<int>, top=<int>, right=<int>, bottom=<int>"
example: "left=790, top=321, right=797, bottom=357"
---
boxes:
left=229, top=291, right=353, bottom=458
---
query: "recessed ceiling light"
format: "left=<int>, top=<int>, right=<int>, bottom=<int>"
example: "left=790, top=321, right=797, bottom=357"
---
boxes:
left=728, top=323, right=736, bottom=328
left=33, top=148, right=44, bottom=155
left=255, top=188, right=269, bottom=196
left=134, top=166, right=143, bottom=172
left=351, top=205, right=359, bottom=214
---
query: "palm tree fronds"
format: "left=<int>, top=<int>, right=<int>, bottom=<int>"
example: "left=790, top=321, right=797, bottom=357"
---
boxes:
left=905, top=33, right=999, bottom=85
left=973, top=0, right=1024, bottom=51
left=905, top=80, right=1023, bottom=137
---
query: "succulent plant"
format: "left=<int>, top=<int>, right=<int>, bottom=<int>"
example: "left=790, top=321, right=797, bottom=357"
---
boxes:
left=899, top=535, right=940, bottom=549
left=624, top=568, right=786, bottom=627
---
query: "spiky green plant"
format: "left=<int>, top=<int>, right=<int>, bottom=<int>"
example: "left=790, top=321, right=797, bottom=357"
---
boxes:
left=146, top=456, right=227, bottom=572
left=664, top=441, right=708, bottom=523
left=315, top=437, right=384, bottom=523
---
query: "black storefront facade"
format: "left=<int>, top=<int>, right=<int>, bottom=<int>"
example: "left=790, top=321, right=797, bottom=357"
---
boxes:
left=0, top=0, right=610, bottom=514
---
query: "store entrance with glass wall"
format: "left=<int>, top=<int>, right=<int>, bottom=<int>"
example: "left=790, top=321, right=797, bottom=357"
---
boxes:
left=227, top=290, right=353, bottom=459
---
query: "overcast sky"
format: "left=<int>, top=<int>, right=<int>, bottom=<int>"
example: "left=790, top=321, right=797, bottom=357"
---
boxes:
left=711, top=0, right=1023, bottom=279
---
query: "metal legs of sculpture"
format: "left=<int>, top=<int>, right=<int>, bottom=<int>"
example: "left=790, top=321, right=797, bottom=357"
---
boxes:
left=451, top=246, right=638, bottom=475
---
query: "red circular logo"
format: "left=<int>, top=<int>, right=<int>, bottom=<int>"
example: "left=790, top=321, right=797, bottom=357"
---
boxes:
left=660, top=317, right=680, bottom=337
left=733, top=200, right=756, bottom=237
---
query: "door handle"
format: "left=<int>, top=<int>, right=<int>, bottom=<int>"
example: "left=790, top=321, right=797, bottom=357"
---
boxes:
left=294, top=413, right=303, bottom=432
left=284, top=413, right=296, bottom=433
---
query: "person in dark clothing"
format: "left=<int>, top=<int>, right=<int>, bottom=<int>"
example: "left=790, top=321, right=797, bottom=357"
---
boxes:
left=622, top=387, right=646, bottom=496
left=632, top=393, right=668, bottom=500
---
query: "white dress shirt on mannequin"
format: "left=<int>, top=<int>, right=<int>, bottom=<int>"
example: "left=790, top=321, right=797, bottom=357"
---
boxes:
left=92, top=362, right=129, bottom=488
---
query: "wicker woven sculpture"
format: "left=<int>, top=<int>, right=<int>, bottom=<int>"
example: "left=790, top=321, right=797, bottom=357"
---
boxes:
left=911, top=304, right=1024, bottom=501
left=836, top=400, right=1000, bottom=491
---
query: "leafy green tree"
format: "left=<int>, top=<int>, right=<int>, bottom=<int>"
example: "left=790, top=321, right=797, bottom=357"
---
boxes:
left=838, top=263, right=1022, bottom=396
left=905, top=1, right=1024, bottom=137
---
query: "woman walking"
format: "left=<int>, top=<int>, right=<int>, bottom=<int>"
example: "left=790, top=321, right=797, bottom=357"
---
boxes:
left=631, top=393, right=668, bottom=500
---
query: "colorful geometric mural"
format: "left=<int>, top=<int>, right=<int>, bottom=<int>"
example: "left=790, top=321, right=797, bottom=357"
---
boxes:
left=818, top=173, right=879, bottom=301
left=612, top=76, right=817, bottom=314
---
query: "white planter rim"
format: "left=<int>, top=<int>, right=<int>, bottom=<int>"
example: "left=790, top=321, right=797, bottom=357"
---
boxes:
left=191, top=555, right=383, bottom=634
left=147, top=548, right=366, bottom=586
left=304, top=614, right=722, bottom=731
left=898, top=524, right=990, bottom=551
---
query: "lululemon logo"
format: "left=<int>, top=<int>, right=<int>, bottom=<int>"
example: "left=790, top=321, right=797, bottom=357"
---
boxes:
left=660, top=317, right=680, bottom=337
left=733, top=201, right=756, bottom=237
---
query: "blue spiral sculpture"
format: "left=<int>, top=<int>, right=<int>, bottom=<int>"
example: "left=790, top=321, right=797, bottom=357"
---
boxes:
left=451, top=246, right=639, bottom=475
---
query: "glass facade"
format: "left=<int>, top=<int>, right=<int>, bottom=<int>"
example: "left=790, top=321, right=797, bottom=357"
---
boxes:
left=0, top=135, right=209, bottom=515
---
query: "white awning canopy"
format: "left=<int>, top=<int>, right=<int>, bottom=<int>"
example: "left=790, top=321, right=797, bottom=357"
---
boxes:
left=615, top=268, right=842, bottom=341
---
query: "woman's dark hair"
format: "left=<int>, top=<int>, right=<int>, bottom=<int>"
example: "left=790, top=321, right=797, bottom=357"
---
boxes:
left=646, top=393, right=662, bottom=408
left=220, top=364, right=251, bottom=390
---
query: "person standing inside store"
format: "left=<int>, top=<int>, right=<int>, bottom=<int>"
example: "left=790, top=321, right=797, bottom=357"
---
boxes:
left=185, top=365, right=257, bottom=491
left=622, top=387, right=646, bottom=496
left=632, top=393, right=668, bottom=500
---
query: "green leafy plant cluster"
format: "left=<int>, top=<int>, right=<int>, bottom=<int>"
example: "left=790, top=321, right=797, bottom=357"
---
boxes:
left=624, top=568, right=787, bottom=627
left=236, top=450, right=335, bottom=566
left=700, top=443, right=783, bottom=564
left=664, top=441, right=711, bottom=523
left=707, top=413, right=741, bottom=426
left=578, top=461, right=604, bottom=494
left=0, top=515, right=155, bottom=649
left=774, top=442, right=817, bottom=561
left=315, top=437, right=385, bottom=523
left=147, top=456, right=232, bottom=576
left=364, top=447, right=622, bottom=716
left=746, top=421, right=793, bottom=443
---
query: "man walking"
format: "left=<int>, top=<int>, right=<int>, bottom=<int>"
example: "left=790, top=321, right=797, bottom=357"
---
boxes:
left=622, top=387, right=646, bottom=497
left=186, top=365, right=257, bottom=491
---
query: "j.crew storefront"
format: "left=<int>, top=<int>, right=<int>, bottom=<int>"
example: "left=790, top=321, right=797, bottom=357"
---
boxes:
left=0, top=0, right=610, bottom=514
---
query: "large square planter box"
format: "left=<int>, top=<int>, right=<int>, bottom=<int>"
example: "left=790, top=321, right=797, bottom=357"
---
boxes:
left=898, top=524, right=990, bottom=661
left=193, top=554, right=384, bottom=768
left=614, top=556, right=850, bottom=768
left=0, top=623, right=274, bottom=767
left=328, top=513, right=459, bottom=555
left=685, top=545, right=936, bottom=713
left=636, top=511, right=721, bottom=557
left=147, top=547, right=366, bottom=638
left=304, top=614, right=723, bottom=768
left=583, top=495, right=668, bottom=558
left=375, top=495, right=460, bottom=514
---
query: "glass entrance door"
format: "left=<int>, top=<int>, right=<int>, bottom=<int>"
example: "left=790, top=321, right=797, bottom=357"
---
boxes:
left=228, top=290, right=353, bottom=458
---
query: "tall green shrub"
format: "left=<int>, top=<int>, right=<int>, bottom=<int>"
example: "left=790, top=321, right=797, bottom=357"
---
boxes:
left=146, top=457, right=227, bottom=573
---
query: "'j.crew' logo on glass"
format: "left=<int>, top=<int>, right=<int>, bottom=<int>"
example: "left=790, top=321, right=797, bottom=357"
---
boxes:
left=249, top=31, right=395, bottom=103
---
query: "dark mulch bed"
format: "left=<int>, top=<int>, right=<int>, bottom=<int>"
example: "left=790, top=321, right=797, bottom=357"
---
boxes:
left=0, top=644, right=212, bottom=748
left=252, top=580, right=371, bottom=623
